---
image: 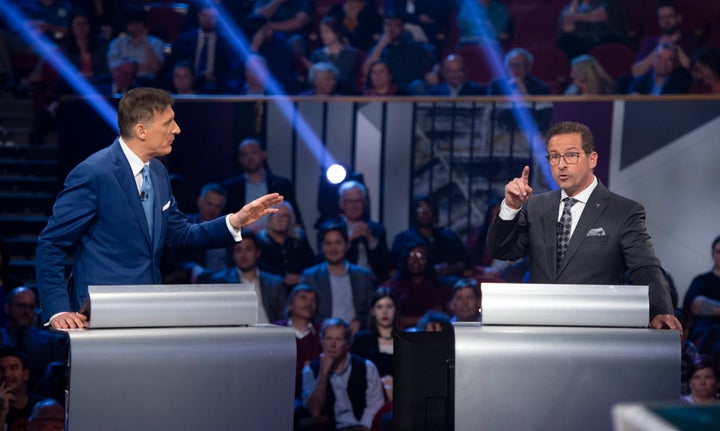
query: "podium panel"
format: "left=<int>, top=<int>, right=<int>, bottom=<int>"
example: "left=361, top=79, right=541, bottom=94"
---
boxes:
left=454, top=324, right=680, bottom=431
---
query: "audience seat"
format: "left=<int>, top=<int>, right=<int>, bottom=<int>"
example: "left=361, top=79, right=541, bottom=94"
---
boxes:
left=511, top=3, right=565, bottom=50
left=527, top=45, right=570, bottom=94
left=588, top=43, right=635, bottom=81
left=144, top=3, right=188, bottom=44
left=371, top=400, right=393, bottom=431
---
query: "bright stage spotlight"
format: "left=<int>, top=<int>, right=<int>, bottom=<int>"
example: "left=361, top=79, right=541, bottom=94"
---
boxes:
left=325, top=163, right=347, bottom=185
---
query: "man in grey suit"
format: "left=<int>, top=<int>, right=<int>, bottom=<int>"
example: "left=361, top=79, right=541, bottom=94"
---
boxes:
left=488, top=121, right=681, bottom=330
left=301, top=223, right=375, bottom=333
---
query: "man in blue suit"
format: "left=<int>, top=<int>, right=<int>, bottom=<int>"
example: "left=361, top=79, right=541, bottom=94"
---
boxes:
left=487, top=121, right=680, bottom=331
left=35, top=87, right=283, bottom=330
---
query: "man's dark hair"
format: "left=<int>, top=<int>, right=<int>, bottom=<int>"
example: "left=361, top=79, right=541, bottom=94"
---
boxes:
left=285, top=284, right=319, bottom=318
left=317, top=221, right=348, bottom=244
left=546, top=121, right=595, bottom=154
left=0, top=346, right=29, bottom=370
left=657, top=1, right=680, bottom=15
left=451, top=278, right=479, bottom=299
left=199, top=183, right=227, bottom=200
left=320, top=318, right=352, bottom=345
left=117, top=87, right=175, bottom=139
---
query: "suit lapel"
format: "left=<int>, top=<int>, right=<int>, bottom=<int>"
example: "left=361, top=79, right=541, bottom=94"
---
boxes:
left=558, top=184, right=609, bottom=274
left=542, top=191, right=562, bottom=276
left=110, top=140, right=153, bottom=246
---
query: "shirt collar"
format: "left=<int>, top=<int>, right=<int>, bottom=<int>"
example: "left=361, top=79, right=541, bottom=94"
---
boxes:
left=560, top=175, right=598, bottom=204
left=119, top=137, right=146, bottom=176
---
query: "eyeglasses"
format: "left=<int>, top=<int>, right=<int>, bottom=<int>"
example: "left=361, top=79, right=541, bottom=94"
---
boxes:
left=546, top=152, right=582, bottom=165
left=408, top=251, right=426, bottom=259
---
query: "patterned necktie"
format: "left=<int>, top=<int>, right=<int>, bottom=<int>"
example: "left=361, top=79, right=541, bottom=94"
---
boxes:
left=141, top=165, right=153, bottom=240
left=557, top=197, right=576, bottom=270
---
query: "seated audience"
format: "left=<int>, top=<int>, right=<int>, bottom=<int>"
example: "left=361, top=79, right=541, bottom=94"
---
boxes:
left=449, top=278, right=481, bottom=323
left=210, top=231, right=287, bottom=323
left=21, top=0, right=72, bottom=43
left=78, top=0, right=122, bottom=42
left=302, top=318, right=385, bottom=430
left=631, top=1, right=700, bottom=78
left=273, top=284, right=322, bottom=402
left=364, top=10, right=438, bottom=94
left=170, top=61, right=196, bottom=95
left=0, top=347, right=51, bottom=430
left=683, top=235, right=720, bottom=357
left=302, top=222, right=375, bottom=333
left=0, top=287, right=67, bottom=394
left=62, top=10, right=110, bottom=91
left=488, top=48, right=550, bottom=96
left=680, top=355, right=720, bottom=405
left=241, top=54, right=271, bottom=95
left=425, top=53, right=485, bottom=96
left=556, top=0, right=623, bottom=60
left=253, top=0, right=312, bottom=40
left=387, top=0, right=450, bottom=55
left=391, top=195, right=470, bottom=277
left=299, top=62, right=340, bottom=96
left=690, top=48, right=720, bottom=94
left=414, top=310, right=452, bottom=332
left=628, top=42, right=691, bottom=95
left=257, top=201, right=316, bottom=288
left=327, top=0, right=383, bottom=52
left=352, top=287, right=399, bottom=399
left=241, top=13, right=299, bottom=94
left=27, top=398, right=64, bottom=431
left=383, top=242, right=450, bottom=328
left=457, top=0, right=509, bottom=46
left=307, top=16, right=362, bottom=95
left=364, top=59, right=406, bottom=96
left=106, top=9, right=164, bottom=87
left=564, top=54, right=615, bottom=95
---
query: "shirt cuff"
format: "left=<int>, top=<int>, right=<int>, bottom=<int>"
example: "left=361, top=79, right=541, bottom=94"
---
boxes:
left=225, top=215, right=243, bottom=242
left=498, top=199, right=521, bottom=220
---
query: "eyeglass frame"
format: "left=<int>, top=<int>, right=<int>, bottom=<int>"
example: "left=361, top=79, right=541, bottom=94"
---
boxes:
left=545, top=151, right=586, bottom=165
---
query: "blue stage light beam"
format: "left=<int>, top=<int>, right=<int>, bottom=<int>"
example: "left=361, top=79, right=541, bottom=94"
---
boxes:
left=207, top=0, right=338, bottom=170
left=459, top=0, right=555, bottom=188
left=0, top=0, right=118, bottom=131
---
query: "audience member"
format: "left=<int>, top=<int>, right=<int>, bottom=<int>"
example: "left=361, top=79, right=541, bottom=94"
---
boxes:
left=106, top=10, right=165, bottom=88
left=241, top=13, right=299, bottom=94
left=240, top=54, right=271, bottom=95
left=170, top=61, right=196, bottom=95
left=352, top=287, right=398, bottom=399
left=61, top=10, right=110, bottom=91
left=327, top=0, right=383, bottom=52
left=222, top=137, right=304, bottom=231
left=631, top=1, right=700, bottom=78
left=449, top=278, right=481, bottom=323
left=628, top=42, right=691, bottom=95
left=323, top=181, right=392, bottom=282
left=680, top=355, right=720, bottom=405
left=363, top=59, right=406, bottom=96
left=164, top=183, right=230, bottom=283
left=564, top=54, right=615, bottom=95
left=386, top=0, right=450, bottom=54
left=690, top=48, right=720, bottom=94
left=253, top=0, right=311, bottom=40
left=106, top=56, right=138, bottom=96
left=0, top=288, right=67, bottom=394
left=273, top=284, right=322, bottom=401
left=21, top=0, right=73, bottom=43
left=0, top=347, right=49, bottom=430
left=27, top=398, right=64, bottom=431
left=414, top=310, right=452, bottom=332
left=364, top=10, right=438, bottom=94
left=302, top=318, right=385, bottom=430
left=307, top=16, right=362, bottom=95
left=683, top=235, right=720, bottom=357
left=425, top=53, right=485, bottom=96
left=76, top=0, right=122, bottom=42
left=301, top=222, right=375, bottom=333
left=556, top=0, right=623, bottom=60
left=210, top=231, right=287, bottom=323
left=383, top=242, right=450, bottom=328
left=457, top=0, right=510, bottom=46
left=488, top=48, right=551, bottom=96
left=257, top=202, right=316, bottom=288
left=391, top=195, right=470, bottom=277
left=300, top=62, right=340, bottom=96
left=166, top=4, right=236, bottom=94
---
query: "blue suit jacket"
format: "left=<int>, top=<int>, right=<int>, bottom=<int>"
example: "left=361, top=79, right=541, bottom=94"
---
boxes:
left=36, top=139, right=235, bottom=321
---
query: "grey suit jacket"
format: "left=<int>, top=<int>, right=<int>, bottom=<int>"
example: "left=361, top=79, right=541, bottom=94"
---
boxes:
left=301, top=262, right=376, bottom=327
left=487, top=182, right=673, bottom=319
left=210, top=268, right=287, bottom=322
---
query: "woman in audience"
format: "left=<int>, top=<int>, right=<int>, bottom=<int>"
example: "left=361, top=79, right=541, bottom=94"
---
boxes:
left=382, top=241, right=450, bottom=328
left=352, top=287, right=399, bottom=400
left=171, top=61, right=196, bottom=95
left=299, top=62, right=340, bottom=96
left=327, top=0, right=383, bottom=52
left=63, top=10, right=110, bottom=89
left=364, top=59, right=405, bottom=96
left=307, top=16, right=362, bottom=95
left=690, top=48, right=720, bottom=94
left=681, top=355, right=720, bottom=405
left=564, top=54, right=615, bottom=95
left=257, top=202, right=316, bottom=289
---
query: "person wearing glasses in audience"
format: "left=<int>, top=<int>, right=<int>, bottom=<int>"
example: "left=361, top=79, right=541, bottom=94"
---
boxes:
left=487, top=121, right=680, bottom=331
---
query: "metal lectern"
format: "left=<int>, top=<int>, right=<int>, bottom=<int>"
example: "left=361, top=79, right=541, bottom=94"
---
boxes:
left=454, top=283, right=680, bottom=431
left=64, top=284, right=295, bottom=431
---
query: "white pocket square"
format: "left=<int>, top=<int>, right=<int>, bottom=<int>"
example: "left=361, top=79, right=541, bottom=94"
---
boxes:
left=586, top=227, right=606, bottom=237
left=162, top=201, right=171, bottom=211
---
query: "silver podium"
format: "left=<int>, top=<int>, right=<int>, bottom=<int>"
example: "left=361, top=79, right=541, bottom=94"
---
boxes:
left=454, top=283, right=680, bottom=431
left=65, top=284, right=295, bottom=431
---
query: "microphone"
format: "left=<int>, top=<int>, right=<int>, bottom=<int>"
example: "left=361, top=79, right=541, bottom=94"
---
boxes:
left=140, top=191, right=148, bottom=201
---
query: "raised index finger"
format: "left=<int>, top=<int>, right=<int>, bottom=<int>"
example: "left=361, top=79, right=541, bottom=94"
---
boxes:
left=520, top=166, right=530, bottom=184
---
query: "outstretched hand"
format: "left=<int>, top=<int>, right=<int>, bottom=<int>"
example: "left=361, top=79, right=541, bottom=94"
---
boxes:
left=229, top=193, right=284, bottom=230
left=504, top=166, right=533, bottom=209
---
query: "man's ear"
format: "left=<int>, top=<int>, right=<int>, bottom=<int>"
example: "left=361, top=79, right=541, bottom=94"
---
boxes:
left=134, top=123, right=146, bottom=140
